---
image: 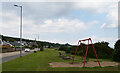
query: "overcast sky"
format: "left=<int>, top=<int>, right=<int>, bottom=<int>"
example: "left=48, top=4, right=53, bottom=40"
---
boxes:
left=1, top=1, right=119, bottom=48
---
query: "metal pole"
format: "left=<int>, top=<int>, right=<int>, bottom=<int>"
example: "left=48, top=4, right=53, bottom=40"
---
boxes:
left=20, top=6, right=22, bottom=57
left=83, top=40, right=89, bottom=67
left=14, top=5, right=23, bottom=57
left=38, top=35, right=39, bottom=50
left=90, top=39, right=101, bottom=67
left=38, top=35, right=39, bottom=41
left=72, top=40, right=80, bottom=64
left=80, top=42, right=85, bottom=57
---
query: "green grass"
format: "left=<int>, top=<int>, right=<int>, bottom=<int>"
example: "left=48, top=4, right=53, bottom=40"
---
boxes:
left=2, top=49, right=118, bottom=71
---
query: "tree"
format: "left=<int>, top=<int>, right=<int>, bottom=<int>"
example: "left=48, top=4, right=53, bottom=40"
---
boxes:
left=59, top=41, right=113, bottom=59
left=9, top=38, right=15, bottom=42
left=114, top=39, right=120, bottom=50
left=113, top=39, right=120, bottom=61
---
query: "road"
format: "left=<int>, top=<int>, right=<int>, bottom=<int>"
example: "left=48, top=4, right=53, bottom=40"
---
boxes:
left=1, top=50, right=34, bottom=64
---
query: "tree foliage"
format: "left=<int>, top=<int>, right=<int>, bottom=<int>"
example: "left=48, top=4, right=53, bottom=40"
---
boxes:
left=9, top=38, right=15, bottom=42
left=59, top=41, right=113, bottom=59
left=113, top=39, right=120, bottom=62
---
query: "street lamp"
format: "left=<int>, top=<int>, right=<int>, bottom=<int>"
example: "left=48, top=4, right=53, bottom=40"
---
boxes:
left=14, top=4, right=22, bottom=57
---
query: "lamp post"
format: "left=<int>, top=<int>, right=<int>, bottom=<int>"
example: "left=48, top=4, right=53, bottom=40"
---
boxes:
left=14, top=4, right=22, bottom=57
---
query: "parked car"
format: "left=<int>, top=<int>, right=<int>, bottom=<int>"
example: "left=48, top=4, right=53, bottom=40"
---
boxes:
left=25, top=48, right=30, bottom=52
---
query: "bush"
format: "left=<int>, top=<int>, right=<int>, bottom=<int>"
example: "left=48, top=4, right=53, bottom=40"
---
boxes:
left=59, top=46, right=70, bottom=53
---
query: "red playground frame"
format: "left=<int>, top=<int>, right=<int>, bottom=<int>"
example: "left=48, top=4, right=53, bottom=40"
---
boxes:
left=72, top=38, right=101, bottom=67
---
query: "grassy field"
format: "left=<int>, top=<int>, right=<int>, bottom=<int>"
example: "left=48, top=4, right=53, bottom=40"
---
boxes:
left=2, top=48, right=119, bottom=71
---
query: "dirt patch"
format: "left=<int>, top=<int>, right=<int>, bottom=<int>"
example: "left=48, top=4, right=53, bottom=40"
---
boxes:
left=49, top=61, right=118, bottom=67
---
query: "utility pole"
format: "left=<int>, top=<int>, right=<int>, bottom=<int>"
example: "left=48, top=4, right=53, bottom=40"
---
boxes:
left=38, top=35, right=39, bottom=41
left=37, top=35, right=39, bottom=50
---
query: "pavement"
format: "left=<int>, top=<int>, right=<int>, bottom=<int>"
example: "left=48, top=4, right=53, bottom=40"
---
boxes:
left=1, top=50, right=34, bottom=64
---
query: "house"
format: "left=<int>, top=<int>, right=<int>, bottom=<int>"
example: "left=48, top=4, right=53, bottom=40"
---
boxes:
left=3, top=41, right=13, bottom=47
left=0, top=39, right=2, bottom=45
left=9, top=42, right=22, bottom=47
left=0, top=41, right=14, bottom=53
left=22, top=41, right=28, bottom=46
left=29, top=42, right=35, bottom=47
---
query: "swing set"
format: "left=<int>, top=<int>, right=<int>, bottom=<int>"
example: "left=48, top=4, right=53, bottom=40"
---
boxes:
left=71, top=38, right=101, bottom=67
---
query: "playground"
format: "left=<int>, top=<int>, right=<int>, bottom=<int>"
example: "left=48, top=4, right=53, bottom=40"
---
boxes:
left=49, top=62, right=118, bottom=67
left=49, top=38, right=118, bottom=68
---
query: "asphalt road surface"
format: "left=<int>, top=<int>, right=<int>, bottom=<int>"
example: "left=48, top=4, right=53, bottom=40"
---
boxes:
left=2, top=51, right=34, bottom=64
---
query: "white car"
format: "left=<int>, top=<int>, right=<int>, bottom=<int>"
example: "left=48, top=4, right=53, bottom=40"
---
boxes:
left=25, top=48, right=30, bottom=52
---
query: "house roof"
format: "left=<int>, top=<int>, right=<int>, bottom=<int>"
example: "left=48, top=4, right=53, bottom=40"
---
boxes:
left=3, top=41, right=10, bottom=45
left=9, top=42, right=21, bottom=46
left=29, top=42, right=35, bottom=46
left=0, top=39, right=2, bottom=45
